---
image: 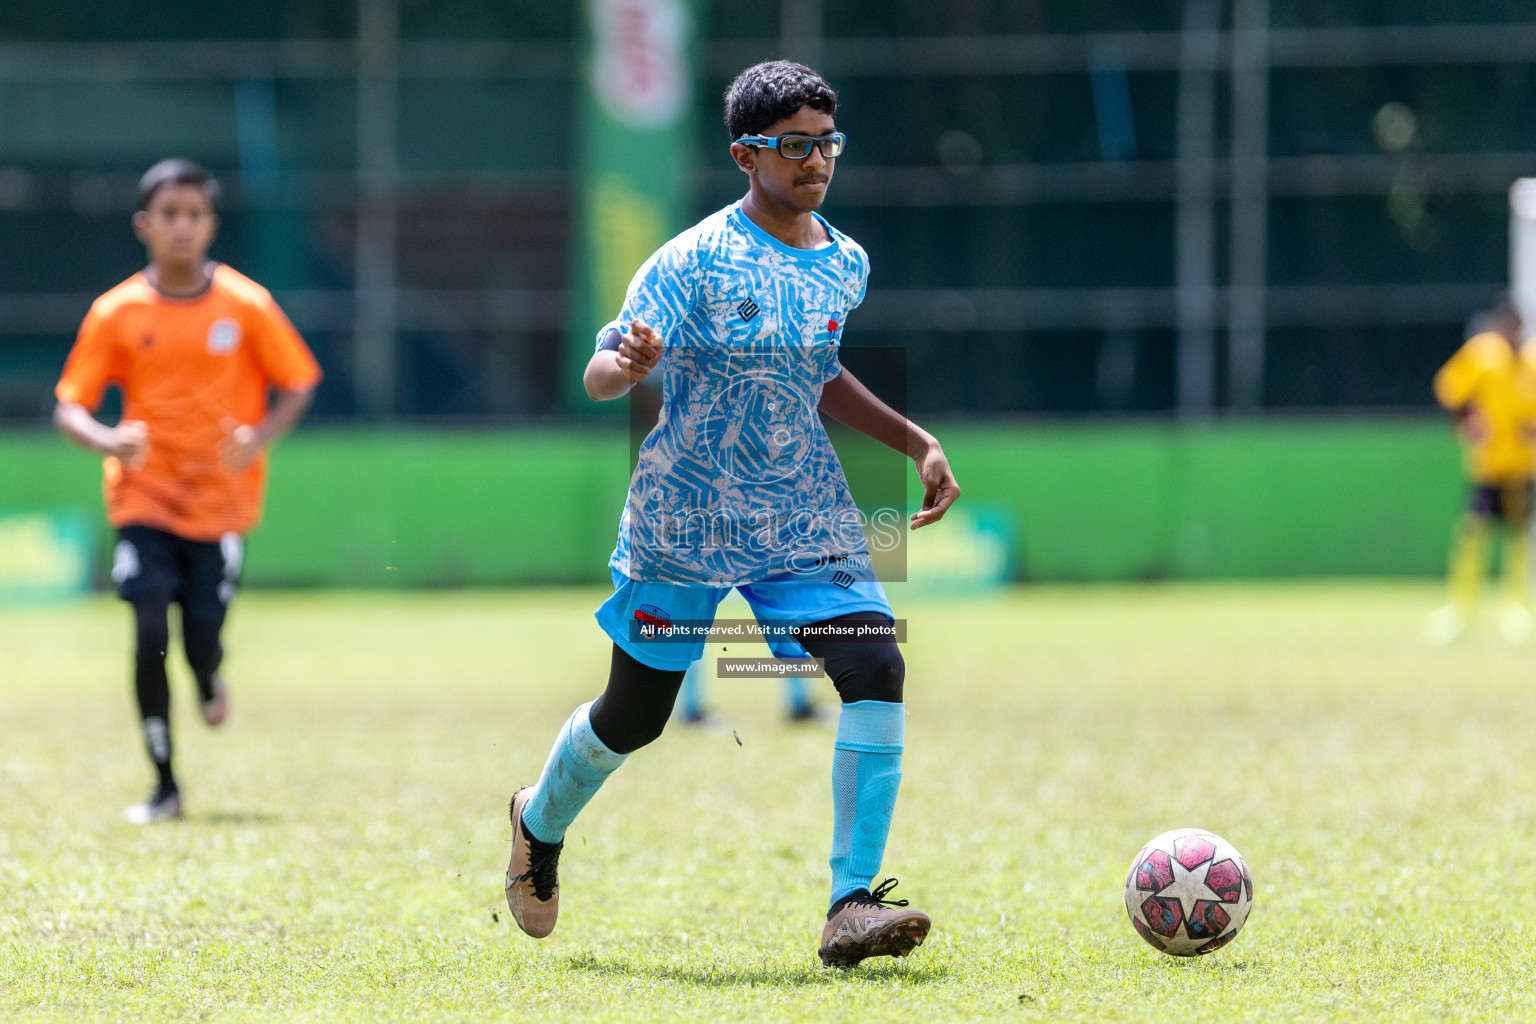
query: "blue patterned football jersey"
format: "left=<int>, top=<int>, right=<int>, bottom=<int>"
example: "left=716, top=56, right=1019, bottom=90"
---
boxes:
left=599, top=200, right=872, bottom=585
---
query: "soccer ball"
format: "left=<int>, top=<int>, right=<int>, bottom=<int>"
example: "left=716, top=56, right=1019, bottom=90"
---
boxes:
left=1124, top=828, right=1253, bottom=956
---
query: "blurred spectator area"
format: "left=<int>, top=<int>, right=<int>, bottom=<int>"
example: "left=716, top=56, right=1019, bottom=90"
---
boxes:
left=2, top=1, right=1536, bottom=421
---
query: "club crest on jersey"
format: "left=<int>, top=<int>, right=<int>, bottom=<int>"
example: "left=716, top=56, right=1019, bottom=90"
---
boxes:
left=207, top=318, right=242, bottom=355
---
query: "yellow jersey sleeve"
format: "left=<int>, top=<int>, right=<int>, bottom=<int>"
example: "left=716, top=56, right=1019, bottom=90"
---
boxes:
left=1434, top=334, right=1492, bottom=410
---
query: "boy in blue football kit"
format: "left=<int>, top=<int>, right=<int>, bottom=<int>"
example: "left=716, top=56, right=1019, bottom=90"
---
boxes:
left=505, top=62, right=960, bottom=967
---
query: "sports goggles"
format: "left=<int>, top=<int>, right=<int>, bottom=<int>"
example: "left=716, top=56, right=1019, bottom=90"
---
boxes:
left=735, top=132, right=847, bottom=160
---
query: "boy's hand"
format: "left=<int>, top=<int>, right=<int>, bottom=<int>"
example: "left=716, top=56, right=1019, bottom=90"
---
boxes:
left=109, top=420, right=149, bottom=469
left=219, top=421, right=264, bottom=469
left=617, top=319, right=664, bottom=382
left=1460, top=407, right=1490, bottom=445
left=911, top=442, right=960, bottom=529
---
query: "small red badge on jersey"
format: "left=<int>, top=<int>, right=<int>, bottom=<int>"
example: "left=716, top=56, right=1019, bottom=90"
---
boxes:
left=828, top=319, right=840, bottom=332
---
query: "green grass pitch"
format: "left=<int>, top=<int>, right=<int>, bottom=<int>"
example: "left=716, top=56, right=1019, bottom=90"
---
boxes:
left=4, top=583, right=1536, bottom=1022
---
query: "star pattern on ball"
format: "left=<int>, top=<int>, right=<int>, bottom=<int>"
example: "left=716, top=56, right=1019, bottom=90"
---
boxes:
left=1160, top=851, right=1223, bottom=922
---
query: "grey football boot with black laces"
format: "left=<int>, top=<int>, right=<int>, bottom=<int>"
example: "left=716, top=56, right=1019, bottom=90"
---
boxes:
left=505, top=787, right=563, bottom=938
left=818, top=877, right=931, bottom=967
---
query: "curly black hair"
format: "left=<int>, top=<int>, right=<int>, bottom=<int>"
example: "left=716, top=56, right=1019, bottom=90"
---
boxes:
left=137, top=158, right=220, bottom=212
left=724, top=61, right=837, bottom=139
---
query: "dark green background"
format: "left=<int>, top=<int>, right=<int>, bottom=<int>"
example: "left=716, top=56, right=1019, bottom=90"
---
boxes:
left=2, top=1, right=1531, bottom=420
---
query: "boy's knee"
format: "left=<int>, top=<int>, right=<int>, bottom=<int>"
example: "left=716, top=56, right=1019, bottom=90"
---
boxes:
left=182, top=615, right=224, bottom=674
left=588, top=695, right=671, bottom=754
left=828, top=643, right=904, bottom=704
left=133, top=600, right=171, bottom=656
left=586, top=645, right=685, bottom=755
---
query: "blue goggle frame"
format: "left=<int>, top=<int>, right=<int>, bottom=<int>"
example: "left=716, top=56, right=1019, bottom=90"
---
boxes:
left=735, top=132, right=847, bottom=160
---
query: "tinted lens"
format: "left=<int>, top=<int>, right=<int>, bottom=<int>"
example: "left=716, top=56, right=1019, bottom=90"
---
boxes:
left=777, top=135, right=813, bottom=159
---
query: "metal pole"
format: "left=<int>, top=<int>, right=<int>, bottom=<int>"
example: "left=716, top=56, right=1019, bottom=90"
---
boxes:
left=1175, top=0, right=1223, bottom=418
left=1228, top=0, right=1270, bottom=411
left=780, top=0, right=823, bottom=69
left=1511, top=179, right=1536, bottom=333
left=355, top=0, right=399, bottom=419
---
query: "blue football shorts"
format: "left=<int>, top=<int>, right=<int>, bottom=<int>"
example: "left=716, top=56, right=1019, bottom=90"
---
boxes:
left=595, top=563, right=894, bottom=671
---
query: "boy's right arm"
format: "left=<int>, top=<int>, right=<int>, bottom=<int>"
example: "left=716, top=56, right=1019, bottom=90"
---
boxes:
left=1434, top=338, right=1480, bottom=411
left=585, top=237, right=698, bottom=402
left=53, top=401, right=147, bottom=466
left=55, top=304, right=146, bottom=462
left=584, top=319, right=664, bottom=401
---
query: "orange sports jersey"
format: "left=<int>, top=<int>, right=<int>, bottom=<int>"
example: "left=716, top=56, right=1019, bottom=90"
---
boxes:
left=55, top=264, right=321, bottom=541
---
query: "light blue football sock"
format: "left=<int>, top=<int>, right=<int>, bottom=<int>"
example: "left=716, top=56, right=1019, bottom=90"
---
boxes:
left=520, top=701, right=627, bottom=844
left=679, top=662, right=706, bottom=719
left=784, top=675, right=812, bottom=715
left=829, top=700, right=905, bottom=905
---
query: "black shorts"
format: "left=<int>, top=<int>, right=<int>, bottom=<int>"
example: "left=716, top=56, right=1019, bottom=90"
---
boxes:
left=1470, top=481, right=1534, bottom=525
left=111, top=524, right=244, bottom=616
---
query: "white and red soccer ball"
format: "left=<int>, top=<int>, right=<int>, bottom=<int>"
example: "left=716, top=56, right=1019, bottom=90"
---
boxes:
left=1124, top=828, right=1253, bottom=956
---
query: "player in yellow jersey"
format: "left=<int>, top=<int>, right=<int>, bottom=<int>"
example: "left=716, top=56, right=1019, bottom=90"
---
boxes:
left=1427, top=301, right=1536, bottom=644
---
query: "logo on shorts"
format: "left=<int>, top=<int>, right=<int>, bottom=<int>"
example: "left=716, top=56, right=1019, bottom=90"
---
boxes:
left=831, top=570, right=855, bottom=589
left=111, top=540, right=141, bottom=584
left=218, top=532, right=243, bottom=605
left=634, top=604, right=674, bottom=638
left=207, top=318, right=242, bottom=354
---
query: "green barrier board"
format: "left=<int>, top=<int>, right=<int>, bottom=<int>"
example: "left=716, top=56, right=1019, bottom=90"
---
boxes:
left=0, top=419, right=1463, bottom=587
left=0, top=508, right=96, bottom=601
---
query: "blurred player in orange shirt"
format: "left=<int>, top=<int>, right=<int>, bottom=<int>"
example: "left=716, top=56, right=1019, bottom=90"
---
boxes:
left=1427, top=300, right=1536, bottom=644
left=54, top=159, right=321, bottom=822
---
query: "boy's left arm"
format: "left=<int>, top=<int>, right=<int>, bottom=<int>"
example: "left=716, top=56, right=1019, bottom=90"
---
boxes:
left=818, top=369, right=959, bottom=529
left=220, top=386, right=316, bottom=469
left=224, top=296, right=322, bottom=469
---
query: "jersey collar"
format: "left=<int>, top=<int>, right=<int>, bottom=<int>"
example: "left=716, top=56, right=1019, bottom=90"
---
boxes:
left=143, top=261, right=218, bottom=301
left=730, top=202, right=841, bottom=262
